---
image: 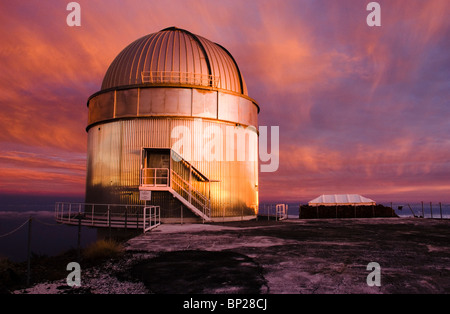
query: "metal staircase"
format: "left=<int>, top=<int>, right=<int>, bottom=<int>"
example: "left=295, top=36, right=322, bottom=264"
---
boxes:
left=140, top=163, right=212, bottom=222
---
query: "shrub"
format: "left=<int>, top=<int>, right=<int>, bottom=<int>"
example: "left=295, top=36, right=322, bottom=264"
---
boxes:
left=82, top=239, right=123, bottom=261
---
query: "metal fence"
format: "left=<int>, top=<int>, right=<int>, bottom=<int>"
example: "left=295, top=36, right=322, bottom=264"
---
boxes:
left=383, top=202, right=450, bottom=219
left=55, top=202, right=160, bottom=231
left=259, top=202, right=450, bottom=220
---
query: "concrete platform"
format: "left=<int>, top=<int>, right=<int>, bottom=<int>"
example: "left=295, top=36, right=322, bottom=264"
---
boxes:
left=124, top=218, right=450, bottom=293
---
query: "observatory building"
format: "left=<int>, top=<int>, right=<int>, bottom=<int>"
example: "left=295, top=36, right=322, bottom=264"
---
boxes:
left=85, top=27, right=259, bottom=223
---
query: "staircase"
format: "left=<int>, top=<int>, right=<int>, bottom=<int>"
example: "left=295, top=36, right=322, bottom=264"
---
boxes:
left=139, top=165, right=211, bottom=222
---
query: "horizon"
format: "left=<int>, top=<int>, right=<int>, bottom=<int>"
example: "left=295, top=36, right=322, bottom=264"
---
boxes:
left=0, top=192, right=448, bottom=208
left=0, top=1, right=449, bottom=203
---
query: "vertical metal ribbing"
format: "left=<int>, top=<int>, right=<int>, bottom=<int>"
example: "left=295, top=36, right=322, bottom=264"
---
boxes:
left=147, top=31, right=164, bottom=75
left=177, top=31, right=182, bottom=80
left=87, top=117, right=258, bottom=217
left=126, top=35, right=148, bottom=86
left=213, top=44, right=232, bottom=91
left=198, top=37, right=221, bottom=89
left=172, top=30, right=178, bottom=74
left=115, top=38, right=140, bottom=87
left=164, top=30, right=173, bottom=73
left=180, top=32, right=188, bottom=74
left=104, top=48, right=127, bottom=89
left=207, top=41, right=227, bottom=91
left=186, top=32, right=213, bottom=85
left=219, top=45, right=238, bottom=93
left=131, top=34, right=154, bottom=84
left=216, top=42, right=246, bottom=95
left=141, top=33, right=159, bottom=78
left=186, top=32, right=197, bottom=76
left=191, top=35, right=202, bottom=77
left=158, top=31, right=169, bottom=74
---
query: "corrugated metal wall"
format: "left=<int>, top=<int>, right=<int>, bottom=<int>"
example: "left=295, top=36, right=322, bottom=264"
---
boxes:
left=86, top=118, right=259, bottom=218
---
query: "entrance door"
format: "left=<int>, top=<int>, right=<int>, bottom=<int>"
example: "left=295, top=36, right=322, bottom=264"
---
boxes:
left=142, top=148, right=171, bottom=186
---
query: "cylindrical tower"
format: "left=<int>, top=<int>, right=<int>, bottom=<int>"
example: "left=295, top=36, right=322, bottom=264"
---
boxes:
left=85, top=27, right=259, bottom=222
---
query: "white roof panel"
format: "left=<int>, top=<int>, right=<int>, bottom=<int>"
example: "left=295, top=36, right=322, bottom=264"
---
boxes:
left=308, top=194, right=376, bottom=206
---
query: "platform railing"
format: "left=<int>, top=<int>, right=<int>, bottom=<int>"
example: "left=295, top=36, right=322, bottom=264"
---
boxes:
left=143, top=206, right=161, bottom=232
left=55, top=202, right=160, bottom=232
left=141, top=71, right=220, bottom=88
left=140, top=168, right=169, bottom=187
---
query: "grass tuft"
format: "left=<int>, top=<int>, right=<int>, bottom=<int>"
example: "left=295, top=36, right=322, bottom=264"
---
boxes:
left=82, top=239, right=124, bottom=261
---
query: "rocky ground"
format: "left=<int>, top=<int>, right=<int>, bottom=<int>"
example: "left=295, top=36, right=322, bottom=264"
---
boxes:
left=11, top=217, right=450, bottom=294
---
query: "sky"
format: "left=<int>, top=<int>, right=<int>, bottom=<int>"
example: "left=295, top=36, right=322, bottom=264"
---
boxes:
left=0, top=0, right=449, bottom=203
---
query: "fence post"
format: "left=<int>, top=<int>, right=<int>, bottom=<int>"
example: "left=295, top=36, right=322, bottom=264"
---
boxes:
left=77, top=214, right=81, bottom=263
left=26, top=217, right=32, bottom=286
left=421, top=201, right=424, bottom=218
left=143, top=207, right=146, bottom=232
left=125, top=206, right=128, bottom=229
left=137, top=207, right=139, bottom=229
left=430, top=202, right=433, bottom=219
left=439, top=202, right=442, bottom=220
left=108, top=205, right=111, bottom=240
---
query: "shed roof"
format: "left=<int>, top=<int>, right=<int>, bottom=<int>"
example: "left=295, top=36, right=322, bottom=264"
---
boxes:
left=308, top=194, right=376, bottom=206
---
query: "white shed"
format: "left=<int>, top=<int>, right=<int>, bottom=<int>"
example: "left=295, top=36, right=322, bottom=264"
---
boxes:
left=308, top=194, right=376, bottom=206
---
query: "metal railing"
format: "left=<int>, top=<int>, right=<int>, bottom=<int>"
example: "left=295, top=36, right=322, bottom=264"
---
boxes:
left=141, top=71, right=220, bottom=88
left=275, top=204, right=288, bottom=221
left=55, top=202, right=160, bottom=232
left=140, top=167, right=211, bottom=219
left=143, top=206, right=161, bottom=232
left=170, top=169, right=211, bottom=218
left=140, top=168, right=169, bottom=187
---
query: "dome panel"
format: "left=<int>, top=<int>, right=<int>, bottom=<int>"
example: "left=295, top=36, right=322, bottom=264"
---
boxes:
left=101, top=27, right=247, bottom=96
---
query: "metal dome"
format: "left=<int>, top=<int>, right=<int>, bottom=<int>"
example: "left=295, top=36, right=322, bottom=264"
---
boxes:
left=101, top=27, right=248, bottom=95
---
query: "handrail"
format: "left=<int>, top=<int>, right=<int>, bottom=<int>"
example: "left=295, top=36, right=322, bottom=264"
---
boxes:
left=139, top=167, right=211, bottom=219
left=143, top=206, right=161, bottom=232
left=170, top=170, right=210, bottom=217
left=140, top=168, right=169, bottom=186
left=55, top=202, right=159, bottom=231
left=170, top=170, right=209, bottom=204
left=55, top=202, right=146, bottom=224
left=141, top=71, right=220, bottom=88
